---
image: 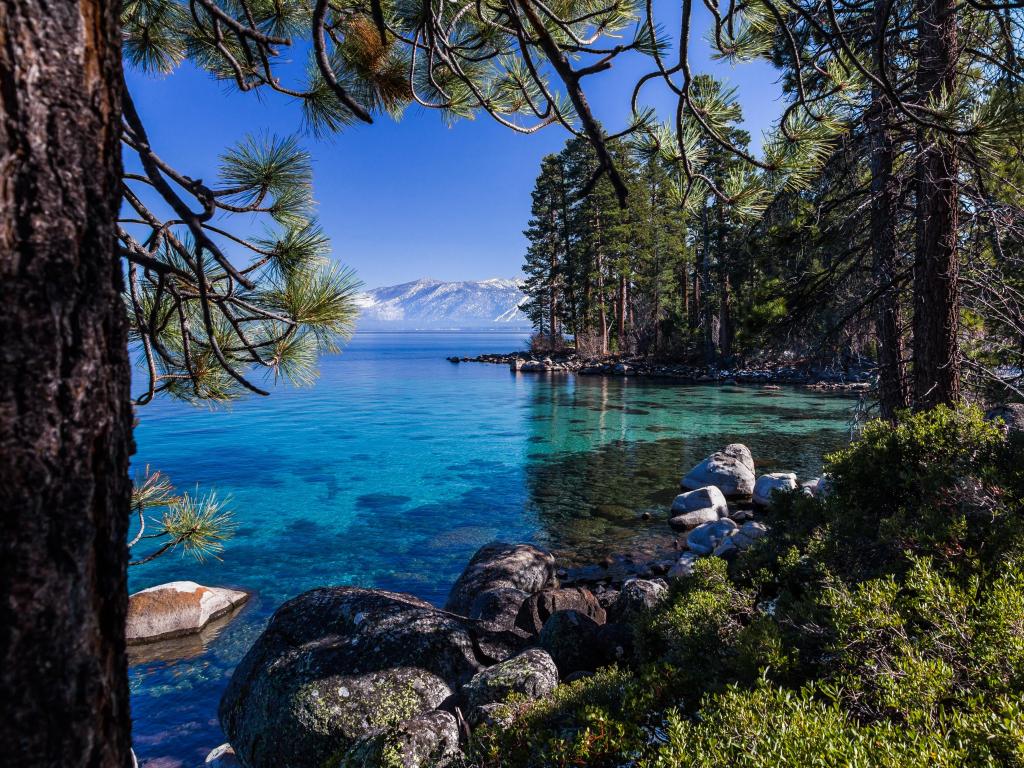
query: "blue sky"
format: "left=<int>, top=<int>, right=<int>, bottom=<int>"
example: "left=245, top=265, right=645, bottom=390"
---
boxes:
left=127, top=11, right=786, bottom=288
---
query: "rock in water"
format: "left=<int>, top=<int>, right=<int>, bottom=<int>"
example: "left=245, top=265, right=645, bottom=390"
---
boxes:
left=681, top=444, right=755, bottom=498
left=444, top=542, right=557, bottom=616
left=752, top=472, right=798, bottom=507
left=126, top=581, right=248, bottom=644
left=687, top=519, right=739, bottom=555
left=669, top=486, right=728, bottom=530
left=342, top=710, right=461, bottom=768
left=462, top=649, right=559, bottom=724
left=220, top=587, right=485, bottom=768
left=204, top=744, right=239, bottom=766
left=514, top=587, right=606, bottom=635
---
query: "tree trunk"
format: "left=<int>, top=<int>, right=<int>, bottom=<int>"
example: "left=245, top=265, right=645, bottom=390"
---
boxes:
left=0, top=1, right=133, bottom=767
left=700, top=206, right=715, bottom=363
left=912, top=0, right=961, bottom=409
left=617, top=273, right=627, bottom=351
left=869, top=0, right=909, bottom=420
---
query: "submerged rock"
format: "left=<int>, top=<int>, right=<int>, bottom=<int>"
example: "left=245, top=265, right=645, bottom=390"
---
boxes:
left=681, top=444, right=755, bottom=497
left=752, top=472, right=797, bottom=507
left=126, top=581, right=248, bottom=644
left=514, top=587, right=605, bottom=635
left=220, top=587, right=487, bottom=768
left=445, top=542, right=557, bottom=617
left=462, top=649, right=559, bottom=724
left=341, top=710, right=461, bottom=768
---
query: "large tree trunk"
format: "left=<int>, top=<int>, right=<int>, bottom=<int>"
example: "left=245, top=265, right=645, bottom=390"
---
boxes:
left=912, top=0, right=961, bottom=409
left=869, top=0, right=909, bottom=420
left=0, top=1, right=133, bottom=767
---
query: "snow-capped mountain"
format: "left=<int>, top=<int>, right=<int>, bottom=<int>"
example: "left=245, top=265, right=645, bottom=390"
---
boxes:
left=355, top=278, right=530, bottom=330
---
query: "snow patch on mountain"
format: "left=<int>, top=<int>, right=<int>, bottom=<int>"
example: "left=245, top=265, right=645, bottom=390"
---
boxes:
left=356, top=278, right=530, bottom=330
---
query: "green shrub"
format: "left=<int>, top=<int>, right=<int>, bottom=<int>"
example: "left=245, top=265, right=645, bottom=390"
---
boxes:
left=474, top=406, right=1024, bottom=768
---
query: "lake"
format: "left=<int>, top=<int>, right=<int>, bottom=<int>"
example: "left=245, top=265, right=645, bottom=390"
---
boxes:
left=128, top=331, right=856, bottom=766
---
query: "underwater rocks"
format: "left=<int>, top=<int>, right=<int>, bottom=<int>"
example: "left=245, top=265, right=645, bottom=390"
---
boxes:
left=126, top=581, right=248, bottom=644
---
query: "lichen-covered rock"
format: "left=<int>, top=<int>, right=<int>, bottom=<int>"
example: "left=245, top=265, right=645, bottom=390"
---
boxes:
left=445, top=543, right=557, bottom=616
left=687, top=518, right=738, bottom=555
left=468, top=588, right=530, bottom=632
left=752, top=472, right=797, bottom=507
left=463, top=649, right=559, bottom=723
left=340, top=710, right=461, bottom=768
left=681, top=444, right=755, bottom=497
left=607, top=579, right=668, bottom=623
left=800, top=476, right=830, bottom=498
left=219, top=587, right=485, bottom=768
left=539, top=610, right=605, bottom=675
left=514, top=587, right=605, bottom=635
left=126, top=581, right=248, bottom=644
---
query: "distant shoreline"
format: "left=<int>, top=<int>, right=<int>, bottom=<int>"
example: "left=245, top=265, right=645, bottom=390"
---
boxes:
left=448, top=351, right=872, bottom=393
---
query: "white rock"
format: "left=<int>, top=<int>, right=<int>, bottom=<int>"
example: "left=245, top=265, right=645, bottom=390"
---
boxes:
left=681, top=444, right=755, bottom=497
left=671, top=486, right=728, bottom=517
left=667, top=552, right=700, bottom=580
left=205, top=744, right=239, bottom=766
left=752, top=472, right=798, bottom=507
left=669, top=508, right=720, bottom=530
left=126, top=581, right=248, bottom=644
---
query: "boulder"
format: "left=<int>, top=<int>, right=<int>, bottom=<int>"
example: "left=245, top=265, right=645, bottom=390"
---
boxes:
left=126, top=581, right=248, bottom=644
left=539, top=610, right=605, bottom=676
left=681, top=444, right=755, bottom=497
left=800, top=476, right=830, bottom=498
left=445, top=543, right=557, bottom=617
left=670, top=486, right=728, bottom=517
left=514, top=587, right=605, bottom=635
left=462, top=649, right=559, bottom=724
left=220, top=587, right=492, bottom=768
left=607, top=579, right=668, bottom=623
left=752, top=472, right=797, bottom=507
left=669, top=508, right=719, bottom=530
left=986, top=403, right=1024, bottom=438
left=341, top=710, right=461, bottom=768
left=667, top=553, right=699, bottom=580
left=468, top=588, right=530, bottom=632
left=204, top=744, right=239, bottom=766
left=686, top=519, right=738, bottom=555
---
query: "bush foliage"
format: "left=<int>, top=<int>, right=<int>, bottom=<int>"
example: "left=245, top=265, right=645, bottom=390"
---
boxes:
left=468, top=406, right=1024, bottom=767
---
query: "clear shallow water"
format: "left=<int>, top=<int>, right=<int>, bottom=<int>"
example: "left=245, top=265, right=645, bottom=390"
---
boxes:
left=128, top=332, right=855, bottom=766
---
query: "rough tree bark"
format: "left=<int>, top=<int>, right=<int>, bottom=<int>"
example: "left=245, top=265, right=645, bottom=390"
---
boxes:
left=0, top=0, right=133, bottom=766
left=869, top=0, right=909, bottom=419
left=912, top=0, right=961, bottom=409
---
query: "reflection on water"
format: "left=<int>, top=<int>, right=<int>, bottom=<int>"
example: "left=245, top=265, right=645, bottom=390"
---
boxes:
left=128, top=333, right=854, bottom=766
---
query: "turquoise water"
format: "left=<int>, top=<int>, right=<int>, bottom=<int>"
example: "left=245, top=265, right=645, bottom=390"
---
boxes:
left=128, top=332, right=855, bottom=766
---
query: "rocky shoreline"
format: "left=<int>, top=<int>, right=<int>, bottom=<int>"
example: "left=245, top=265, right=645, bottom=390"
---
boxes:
left=194, top=441, right=824, bottom=768
left=446, top=351, right=872, bottom=392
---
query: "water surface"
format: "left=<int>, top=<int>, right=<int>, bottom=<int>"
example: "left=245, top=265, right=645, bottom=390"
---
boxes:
left=129, top=332, right=855, bottom=766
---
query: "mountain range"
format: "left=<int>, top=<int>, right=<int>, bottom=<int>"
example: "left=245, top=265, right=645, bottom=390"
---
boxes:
left=355, top=278, right=530, bottom=330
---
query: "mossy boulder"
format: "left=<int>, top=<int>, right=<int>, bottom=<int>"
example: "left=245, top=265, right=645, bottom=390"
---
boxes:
left=220, top=587, right=486, bottom=768
left=462, top=649, right=559, bottom=724
left=340, top=710, right=461, bottom=768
